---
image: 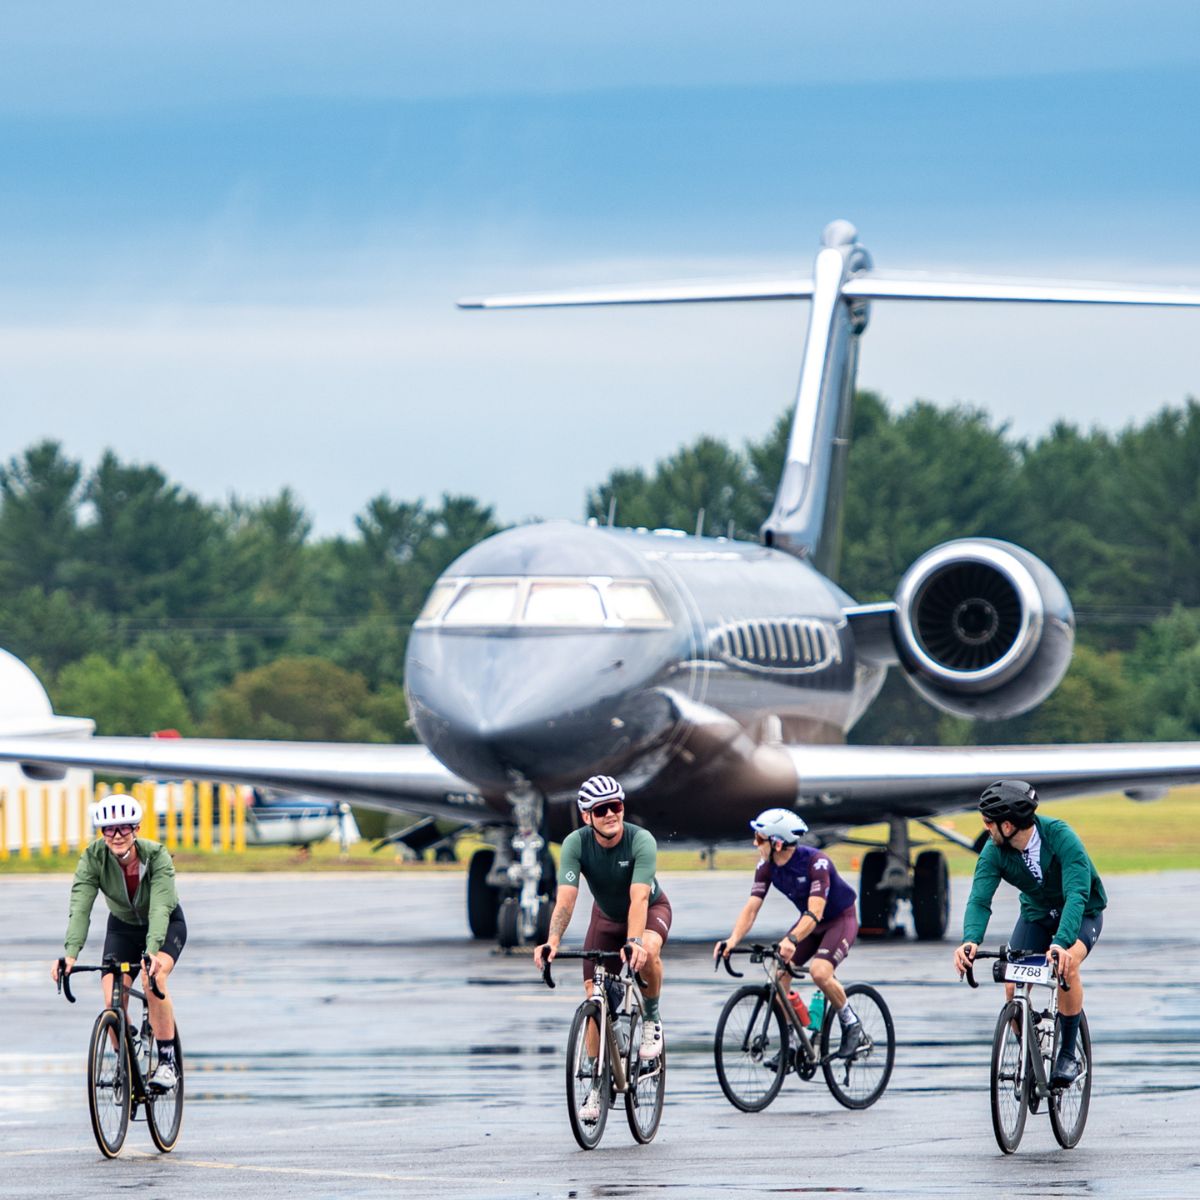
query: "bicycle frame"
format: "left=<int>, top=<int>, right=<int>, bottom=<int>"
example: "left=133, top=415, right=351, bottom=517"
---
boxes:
left=718, top=944, right=825, bottom=1069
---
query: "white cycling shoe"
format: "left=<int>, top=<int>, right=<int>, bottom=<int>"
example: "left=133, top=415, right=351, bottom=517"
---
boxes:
left=579, top=1086, right=602, bottom=1122
left=149, top=1060, right=178, bottom=1092
left=639, top=1020, right=664, bottom=1061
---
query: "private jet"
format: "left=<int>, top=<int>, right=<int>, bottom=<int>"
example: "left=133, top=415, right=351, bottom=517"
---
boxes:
left=4, top=220, right=1200, bottom=948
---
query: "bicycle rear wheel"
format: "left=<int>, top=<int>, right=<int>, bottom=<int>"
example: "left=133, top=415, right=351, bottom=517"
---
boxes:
left=87, top=1010, right=130, bottom=1158
left=990, top=1000, right=1029, bottom=1153
left=565, top=1000, right=609, bottom=1150
left=147, top=1030, right=185, bottom=1153
left=819, top=983, right=896, bottom=1109
left=1049, top=1012, right=1091, bottom=1149
left=714, top=985, right=788, bottom=1112
left=625, top=1012, right=665, bottom=1143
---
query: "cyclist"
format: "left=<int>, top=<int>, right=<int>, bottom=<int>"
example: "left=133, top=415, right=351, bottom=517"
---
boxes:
left=49, top=794, right=186, bottom=1091
left=953, top=780, right=1107, bottom=1088
left=534, top=774, right=671, bottom=1121
left=715, top=808, right=864, bottom=1059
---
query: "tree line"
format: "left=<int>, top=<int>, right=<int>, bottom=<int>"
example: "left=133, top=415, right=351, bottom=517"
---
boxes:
left=2, top=392, right=1199, bottom=746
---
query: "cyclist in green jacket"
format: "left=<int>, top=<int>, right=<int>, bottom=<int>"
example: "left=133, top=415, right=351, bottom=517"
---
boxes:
left=49, top=795, right=186, bottom=1091
left=953, top=780, right=1107, bottom=1088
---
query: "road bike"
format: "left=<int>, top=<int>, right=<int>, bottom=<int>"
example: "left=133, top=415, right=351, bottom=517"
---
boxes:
left=56, top=955, right=185, bottom=1158
left=540, top=948, right=665, bottom=1149
left=964, top=944, right=1091, bottom=1153
left=713, top=943, right=894, bottom=1112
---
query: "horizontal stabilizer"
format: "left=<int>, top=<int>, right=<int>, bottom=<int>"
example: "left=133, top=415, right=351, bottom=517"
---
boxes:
left=457, top=278, right=815, bottom=309
left=841, top=271, right=1200, bottom=307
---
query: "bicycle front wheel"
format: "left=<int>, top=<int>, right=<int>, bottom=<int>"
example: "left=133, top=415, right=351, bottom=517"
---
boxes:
left=1049, top=1012, right=1091, bottom=1149
left=714, top=985, right=788, bottom=1112
left=625, top=1012, right=665, bottom=1144
left=87, top=1011, right=130, bottom=1158
left=565, top=1000, right=609, bottom=1150
left=819, top=983, right=896, bottom=1110
left=990, top=1000, right=1029, bottom=1153
left=147, top=1030, right=185, bottom=1153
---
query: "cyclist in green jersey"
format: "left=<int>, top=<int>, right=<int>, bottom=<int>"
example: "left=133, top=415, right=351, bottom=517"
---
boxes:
left=535, top=775, right=671, bottom=1119
left=953, top=780, right=1107, bottom=1088
left=49, top=795, right=187, bottom=1091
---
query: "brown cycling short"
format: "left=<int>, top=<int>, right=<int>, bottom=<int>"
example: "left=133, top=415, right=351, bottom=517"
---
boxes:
left=581, top=893, right=672, bottom=982
left=790, top=904, right=857, bottom=968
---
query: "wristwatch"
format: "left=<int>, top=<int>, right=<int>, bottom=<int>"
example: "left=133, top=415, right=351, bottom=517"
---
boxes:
left=627, top=937, right=644, bottom=946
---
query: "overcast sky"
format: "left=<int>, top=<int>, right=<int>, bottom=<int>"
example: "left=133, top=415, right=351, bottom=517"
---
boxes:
left=2, top=3, right=1198, bottom=534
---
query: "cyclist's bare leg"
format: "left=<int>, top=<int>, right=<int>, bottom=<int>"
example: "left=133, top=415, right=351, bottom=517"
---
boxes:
left=638, top=931, right=664, bottom=1003
left=809, top=957, right=847, bottom=1010
left=142, top=953, right=177, bottom=1041
left=1054, top=940, right=1087, bottom=1017
left=582, top=979, right=600, bottom=1058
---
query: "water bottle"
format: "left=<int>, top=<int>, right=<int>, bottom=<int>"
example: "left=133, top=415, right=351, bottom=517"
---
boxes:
left=809, top=990, right=826, bottom=1033
left=787, top=990, right=811, bottom=1027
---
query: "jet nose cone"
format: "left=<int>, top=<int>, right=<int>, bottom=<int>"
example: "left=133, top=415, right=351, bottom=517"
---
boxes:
left=406, top=630, right=675, bottom=792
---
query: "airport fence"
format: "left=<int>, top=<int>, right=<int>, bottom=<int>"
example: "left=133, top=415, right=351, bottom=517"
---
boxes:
left=0, top=780, right=248, bottom=859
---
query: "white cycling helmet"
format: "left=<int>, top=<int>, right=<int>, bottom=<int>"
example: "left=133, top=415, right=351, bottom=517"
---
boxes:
left=749, top=808, right=808, bottom=845
left=577, top=774, right=625, bottom=812
left=89, top=796, right=144, bottom=829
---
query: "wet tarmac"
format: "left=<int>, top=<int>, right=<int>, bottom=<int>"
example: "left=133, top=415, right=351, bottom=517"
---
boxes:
left=2, top=870, right=1198, bottom=1198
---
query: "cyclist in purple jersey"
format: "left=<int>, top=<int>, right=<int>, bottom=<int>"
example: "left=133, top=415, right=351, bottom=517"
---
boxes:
left=715, top=808, right=865, bottom=1058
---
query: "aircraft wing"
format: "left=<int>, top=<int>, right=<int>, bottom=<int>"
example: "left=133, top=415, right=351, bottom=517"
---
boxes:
left=0, top=736, right=492, bottom=824
left=787, top=741, right=1200, bottom=822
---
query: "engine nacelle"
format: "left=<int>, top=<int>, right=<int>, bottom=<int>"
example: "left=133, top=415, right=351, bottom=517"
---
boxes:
left=893, top=538, right=1074, bottom=720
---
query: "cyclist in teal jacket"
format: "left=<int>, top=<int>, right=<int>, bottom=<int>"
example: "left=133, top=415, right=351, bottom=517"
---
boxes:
left=953, top=780, right=1107, bottom=1088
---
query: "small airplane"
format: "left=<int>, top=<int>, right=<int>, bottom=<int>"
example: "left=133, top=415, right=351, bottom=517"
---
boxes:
left=4, top=220, right=1200, bottom=948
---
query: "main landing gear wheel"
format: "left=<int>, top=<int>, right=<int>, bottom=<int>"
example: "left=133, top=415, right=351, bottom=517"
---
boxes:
left=857, top=850, right=893, bottom=939
left=912, top=849, right=950, bottom=941
left=467, top=848, right=501, bottom=940
left=497, top=897, right=521, bottom=949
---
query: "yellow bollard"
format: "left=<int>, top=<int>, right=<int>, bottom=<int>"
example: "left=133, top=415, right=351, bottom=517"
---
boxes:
left=18, top=787, right=30, bottom=860
left=165, top=785, right=178, bottom=851
left=199, top=781, right=213, bottom=852
left=181, top=781, right=195, bottom=849
left=58, top=789, right=70, bottom=856
left=113, top=781, right=125, bottom=793
left=78, top=786, right=88, bottom=850
left=0, top=790, right=8, bottom=861
left=219, top=784, right=232, bottom=852
left=140, top=782, right=159, bottom=842
left=94, top=782, right=108, bottom=838
left=234, top=787, right=246, bottom=855
left=41, top=788, right=52, bottom=858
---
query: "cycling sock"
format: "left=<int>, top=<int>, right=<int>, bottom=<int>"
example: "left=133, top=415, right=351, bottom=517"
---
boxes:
left=1057, top=1012, right=1081, bottom=1058
left=157, top=1040, right=176, bottom=1064
left=837, top=1003, right=859, bottom=1027
left=643, top=996, right=660, bottom=1022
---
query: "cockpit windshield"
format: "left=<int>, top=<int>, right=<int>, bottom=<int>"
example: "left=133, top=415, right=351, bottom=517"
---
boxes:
left=416, top=577, right=670, bottom=629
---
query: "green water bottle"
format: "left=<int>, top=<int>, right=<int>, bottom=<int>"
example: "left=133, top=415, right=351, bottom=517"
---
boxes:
left=809, top=990, right=826, bottom=1034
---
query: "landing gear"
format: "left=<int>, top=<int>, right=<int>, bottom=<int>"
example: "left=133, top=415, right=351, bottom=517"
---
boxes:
left=912, top=848, right=950, bottom=941
left=856, top=820, right=950, bottom=941
left=491, top=785, right=558, bottom=950
left=467, top=847, right=502, bottom=939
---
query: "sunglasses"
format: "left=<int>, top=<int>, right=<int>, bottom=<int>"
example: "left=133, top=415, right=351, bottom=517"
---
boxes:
left=102, top=825, right=137, bottom=838
left=589, top=801, right=624, bottom=818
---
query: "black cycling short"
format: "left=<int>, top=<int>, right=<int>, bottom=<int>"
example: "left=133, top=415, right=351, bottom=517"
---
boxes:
left=1010, top=910, right=1102, bottom=956
left=102, top=904, right=188, bottom=966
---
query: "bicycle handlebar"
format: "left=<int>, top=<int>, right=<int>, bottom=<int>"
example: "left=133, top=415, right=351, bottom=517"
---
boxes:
left=536, top=946, right=634, bottom=990
left=713, top=942, right=803, bottom=979
left=961, top=945, right=1071, bottom=992
left=54, top=956, right=166, bottom=1002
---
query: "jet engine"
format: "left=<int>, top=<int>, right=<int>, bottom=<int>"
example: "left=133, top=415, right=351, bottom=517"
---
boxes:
left=892, top=538, right=1074, bottom=720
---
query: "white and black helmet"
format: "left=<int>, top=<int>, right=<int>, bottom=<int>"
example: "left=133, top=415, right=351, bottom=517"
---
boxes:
left=89, top=796, right=144, bottom=829
left=577, top=774, right=625, bottom=812
left=749, top=807, right=808, bottom=845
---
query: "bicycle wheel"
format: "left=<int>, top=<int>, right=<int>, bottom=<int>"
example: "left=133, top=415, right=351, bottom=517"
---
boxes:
left=1049, top=1012, right=1092, bottom=1149
left=87, top=1010, right=130, bottom=1158
left=147, top=1030, right=185, bottom=1153
left=714, top=985, right=788, bottom=1112
left=989, top=1000, right=1029, bottom=1153
left=565, top=1000, right=609, bottom=1150
left=819, top=983, right=896, bottom=1110
left=625, top=1012, right=665, bottom=1143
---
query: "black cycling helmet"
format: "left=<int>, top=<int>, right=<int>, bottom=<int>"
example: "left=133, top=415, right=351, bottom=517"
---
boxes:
left=978, top=780, right=1039, bottom=828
